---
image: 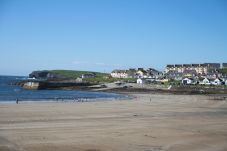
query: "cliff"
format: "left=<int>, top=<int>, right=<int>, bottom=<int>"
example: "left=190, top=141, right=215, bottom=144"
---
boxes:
left=29, top=70, right=109, bottom=80
left=29, top=71, right=67, bottom=80
left=20, top=80, right=92, bottom=90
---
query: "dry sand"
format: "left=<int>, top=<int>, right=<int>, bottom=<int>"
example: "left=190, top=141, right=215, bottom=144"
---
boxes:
left=0, top=93, right=227, bottom=151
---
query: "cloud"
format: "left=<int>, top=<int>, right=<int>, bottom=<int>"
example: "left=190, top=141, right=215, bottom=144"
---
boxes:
left=72, top=60, right=123, bottom=68
left=94, top=62, right=106, bottom=66
left=72, top=61, right=88, bottom=65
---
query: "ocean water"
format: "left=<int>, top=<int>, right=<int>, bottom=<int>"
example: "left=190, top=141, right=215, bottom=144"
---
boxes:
left=0, top=76, right=127, bottom=103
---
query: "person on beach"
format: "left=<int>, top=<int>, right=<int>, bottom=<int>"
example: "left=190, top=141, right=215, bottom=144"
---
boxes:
left=16, top=98, right=19, bottom=104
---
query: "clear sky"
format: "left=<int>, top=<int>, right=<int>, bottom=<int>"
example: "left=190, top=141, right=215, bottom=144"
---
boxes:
left=0, top=0, right=227, bottom=76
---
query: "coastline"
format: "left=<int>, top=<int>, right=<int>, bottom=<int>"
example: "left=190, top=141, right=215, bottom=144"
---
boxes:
left=2, top=81, right=227, bottom=104
left=0, top=92, right=227, bottom=151
left=0, top=96, right=132, bottom=104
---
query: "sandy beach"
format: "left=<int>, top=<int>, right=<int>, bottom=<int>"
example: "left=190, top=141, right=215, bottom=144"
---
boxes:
left=0, top=93, right=227, bottom=151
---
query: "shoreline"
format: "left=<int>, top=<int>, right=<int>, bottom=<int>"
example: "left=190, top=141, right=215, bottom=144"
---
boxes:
left=0, top=96, right=132, bottom=104
left=0, top=89, right=133, bottom=104
left=1, top=86, right=227, bottom=104
left=17, top=78, right=227, bottom=95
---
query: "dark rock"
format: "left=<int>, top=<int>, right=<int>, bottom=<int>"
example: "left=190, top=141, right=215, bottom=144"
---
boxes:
left=29, top=71, right=66, bottom=80
left=29, top=71, right=49, bottom=79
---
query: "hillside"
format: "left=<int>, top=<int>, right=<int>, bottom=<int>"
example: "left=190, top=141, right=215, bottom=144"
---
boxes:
left=28, top=70, right=135, bottom=84
left=29, top=70, right=109, bottom=79
left=49, top=70, right=109, bottom=79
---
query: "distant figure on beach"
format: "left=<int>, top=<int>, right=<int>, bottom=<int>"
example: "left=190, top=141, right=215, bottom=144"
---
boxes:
left=16, top=98, right=19, bottom=104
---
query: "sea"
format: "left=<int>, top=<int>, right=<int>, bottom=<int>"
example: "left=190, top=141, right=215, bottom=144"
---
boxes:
left=0, top=76, right=127, bottom=103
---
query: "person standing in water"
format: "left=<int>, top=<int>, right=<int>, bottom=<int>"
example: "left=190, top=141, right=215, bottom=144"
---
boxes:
left=16, top=98, right=19, bottom=104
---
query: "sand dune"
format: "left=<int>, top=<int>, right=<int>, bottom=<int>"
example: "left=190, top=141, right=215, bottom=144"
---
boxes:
left=0, top=94, right=227, bottom=151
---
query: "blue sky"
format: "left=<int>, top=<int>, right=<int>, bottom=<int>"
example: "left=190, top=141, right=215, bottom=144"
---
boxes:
left=0, top=0, right=227, bottom=75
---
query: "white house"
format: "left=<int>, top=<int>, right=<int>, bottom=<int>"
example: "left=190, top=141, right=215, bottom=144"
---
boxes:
left=147, top=68, right=162, bottom=79
left=182, top=78, right=194, bottom=85
left=111, top=70, right=128, bottom=78
left=137, top=78, right=147, bottom=84
left=136, top=69, right=148, bottom=78
left=211, top=78, right=223, bottom=85
left=126, top=69, right=137, bottom=78
left=81, top=73, right=96, bottom=79
left=200, top=78, right=211, bottom=85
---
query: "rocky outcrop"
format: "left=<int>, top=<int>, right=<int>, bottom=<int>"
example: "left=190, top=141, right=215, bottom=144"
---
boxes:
left=29, top=71, right=66, bottom=80
left=20, top=80, right=92, bottom=90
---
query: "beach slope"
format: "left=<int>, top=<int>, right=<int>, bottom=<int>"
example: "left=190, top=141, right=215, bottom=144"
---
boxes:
left=0, top=94, right=227, bottom=151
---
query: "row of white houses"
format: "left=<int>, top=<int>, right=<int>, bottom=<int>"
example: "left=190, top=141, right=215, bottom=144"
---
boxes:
left=182, top=77, right=227, bottom=86
left=136, top=77, right=227, bottom=86
left=111, top=68, right=162, bottom=79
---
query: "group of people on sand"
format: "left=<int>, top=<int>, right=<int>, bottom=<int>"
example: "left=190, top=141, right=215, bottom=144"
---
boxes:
left=15, top=97, right=90, bottom=104
left=55, top=97, right=90, bottom=103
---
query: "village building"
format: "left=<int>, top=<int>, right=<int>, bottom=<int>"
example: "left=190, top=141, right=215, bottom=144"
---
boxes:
left=136, top=78, right=156, bottom=84
left=137, top=78, right=147, bottom=84
left=137, top=68, right=148, bottom=78
left=173, top=64, right=183, bottom=73
left=126, top=68, right=137, bottom=78
left=165, top=65, right=175, bottom=73
left=191, top=64, right=202, bottom=74
left=111, top=67, right=161, bottom=79
left=111, top=70, right=128, bottom=78
left=147, top=68, right=162, bottom=78
left=165, top=63, right=221, bottom=75
left=183, top=69, right=197, bottom=77
left=182, top=77, right=195, bottom=85
left=182, top=64, right=191, bottom=71
left=198, top=64, right=208, bottom=74
left=81, top=73, right=96, bottom=79
left=199, top=77, right=211, bottom=85
left=211, top=78, right=223, bottom=85
left=204, top=63, right=221, bottom=69
left=206, top=72, right=218, bottom=79
left=165, top=70, right=183, bottom=80
left=159, top=78, right=169, bottom=83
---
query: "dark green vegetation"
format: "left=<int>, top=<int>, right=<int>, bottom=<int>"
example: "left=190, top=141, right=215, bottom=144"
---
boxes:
left=50, top=70, right=119, bottom=84
left=49, top=70, right=109, bottom=79
left=29, top=70, right=109, bottom=80
left=217, top=68, right=227, bottom=75
left=29, top=70, right=133, bottom=84
left=29, top=70, right=137, bottom=84
left=85, top=77, right=136, bottom=84
left=166, top=79, right=181, bottom=86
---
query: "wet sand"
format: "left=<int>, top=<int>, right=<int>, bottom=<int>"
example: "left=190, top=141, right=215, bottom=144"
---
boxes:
left=0, top=94, right=227, bottom=151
